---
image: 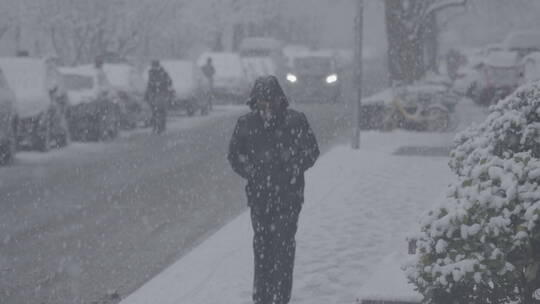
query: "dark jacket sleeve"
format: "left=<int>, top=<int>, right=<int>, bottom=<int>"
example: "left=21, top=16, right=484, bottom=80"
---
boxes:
left=291, top=113, right=319, bottom=173
left=228, top=118, right=252, bottom=179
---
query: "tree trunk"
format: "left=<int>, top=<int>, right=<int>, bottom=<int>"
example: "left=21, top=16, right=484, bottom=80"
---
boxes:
left=424, top=13, right=439, bottom=74
left=384, top=0, right=426, bottom=85
left=212, top=31, right=223, bottom=52
left=232, top=23, right=245, bottom=51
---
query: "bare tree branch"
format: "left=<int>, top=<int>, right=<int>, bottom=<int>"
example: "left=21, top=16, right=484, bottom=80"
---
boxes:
left=425, top=0, right=467, bottom=17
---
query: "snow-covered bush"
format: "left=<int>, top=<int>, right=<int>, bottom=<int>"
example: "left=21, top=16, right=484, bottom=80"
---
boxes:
left=405, top=82, right=540, bottom=304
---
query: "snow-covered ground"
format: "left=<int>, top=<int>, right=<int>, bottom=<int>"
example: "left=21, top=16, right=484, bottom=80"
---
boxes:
left=120, top=100, right=487, bottom=304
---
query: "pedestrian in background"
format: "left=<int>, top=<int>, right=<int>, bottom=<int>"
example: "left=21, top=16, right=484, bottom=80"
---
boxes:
left=145, top=60, right=173, bottom=134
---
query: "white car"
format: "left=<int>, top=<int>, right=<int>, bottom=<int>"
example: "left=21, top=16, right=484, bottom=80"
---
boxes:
left=197, top=52, right=249, bottom=103
left=0, top=57, right=69, bottom=151
left=502, top=30, right=540, bottom=58
left=59, top=66, right=120, bottom=141
left=471, top=51, right=521, bottom=106
left=160, top=60, right=209, bottom=116
left=521, top=52, right=540, bottom=83
left=283, top=51, right=342, bottom=103
left=238, top=37, right=286, bottom=84
left=101, top=63, right=149, bottom=129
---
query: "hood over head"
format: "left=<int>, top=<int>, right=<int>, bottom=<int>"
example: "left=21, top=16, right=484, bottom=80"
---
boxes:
left=246, top=75, right=289, bottom=111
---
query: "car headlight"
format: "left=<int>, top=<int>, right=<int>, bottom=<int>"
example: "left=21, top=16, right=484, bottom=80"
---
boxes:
left=326, top=74, right=338, bottom=84
left=286, top=73, right=297, bottom=83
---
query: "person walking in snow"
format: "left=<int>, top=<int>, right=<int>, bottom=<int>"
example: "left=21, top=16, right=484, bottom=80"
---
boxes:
left=145, top=60, right=173, bottom=134
left=201, top=57, right=215, bottom=110
left=228, top=75, right=320, bottom=304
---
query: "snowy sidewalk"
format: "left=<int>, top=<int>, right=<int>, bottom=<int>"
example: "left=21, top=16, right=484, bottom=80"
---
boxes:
left=120, top=128, right=460, bottom=304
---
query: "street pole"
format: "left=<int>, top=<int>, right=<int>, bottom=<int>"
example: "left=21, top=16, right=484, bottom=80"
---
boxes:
left=352, top=0, right=364, bottom=149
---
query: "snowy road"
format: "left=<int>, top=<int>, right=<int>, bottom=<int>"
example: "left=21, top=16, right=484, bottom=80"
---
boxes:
left=0, top=104, right=354, bottom=304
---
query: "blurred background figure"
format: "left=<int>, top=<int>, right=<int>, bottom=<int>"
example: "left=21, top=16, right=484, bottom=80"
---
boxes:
left=201, top=57, right=215, bottom=110
left=144, top=60, right=173, bottom=134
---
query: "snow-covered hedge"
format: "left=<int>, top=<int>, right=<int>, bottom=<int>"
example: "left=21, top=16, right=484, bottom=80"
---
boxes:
left=405, top=82, right=540, bottom=303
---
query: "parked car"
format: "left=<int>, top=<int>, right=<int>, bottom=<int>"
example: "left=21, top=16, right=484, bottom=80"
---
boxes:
left=283, top=51, right=341, bottom=103
left=0, top=57, right=69, bottom=151
left=160, top=60, right=209, bottom=116
left=453, top=60, right=483, bottom=98
left=469, top=51, right=521, bottom=106
left=59, top=66, right=120, bottom=141
left=0, top=68, right=17, bottom=164
left=196, top=52, right=249, bottom=103
left=521, top=52, right=540, bottom=84
left=282, top=44, right=311, bottom=69
left=502, top=30, right=540, bottom=58
left=238, top=37, right=286, bottom=84
left=102, top=63, right=149, bottom=129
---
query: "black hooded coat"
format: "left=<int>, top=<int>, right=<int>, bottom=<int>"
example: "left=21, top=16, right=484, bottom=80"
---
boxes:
left=144, top=64, right=173, bottom=108
left=228, top=76, right=320, bottom=208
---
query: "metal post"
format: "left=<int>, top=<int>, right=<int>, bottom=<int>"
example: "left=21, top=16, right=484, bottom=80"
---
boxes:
left=352, top=0, right=364, bottom=149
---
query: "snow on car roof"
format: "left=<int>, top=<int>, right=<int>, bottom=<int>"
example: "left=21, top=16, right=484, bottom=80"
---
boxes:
left=58, top=66, right=98, bottom=105
left=0, top=57, right=53, bottom=117
left=502, top=30, right=540, bottom=51
left=59, top=65, right=97, bottom=77
left=362, top=88, right=394, bottom=106
left=289, top=50, right=335, bottom=59
left=362, top=83, right=449, bottom=107
left=0, top=57, right=48, bottom=96
left=241, top=57, right=277, bottom=83
left=282, top=45, right=310, bottom=57
left=100, top=63, right=145, bottom=93
left=160, top=60, right=197, bottom=98
left=103, top=64, right=132, bottom=89
left=483, top=51, right=519, bottom=68
left=522, top=51, right=540, bottom=64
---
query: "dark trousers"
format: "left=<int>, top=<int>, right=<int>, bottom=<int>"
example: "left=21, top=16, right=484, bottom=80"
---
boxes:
left=250, top=202, right=301, bottom=304
left=150, top=105, right=166, bottom=134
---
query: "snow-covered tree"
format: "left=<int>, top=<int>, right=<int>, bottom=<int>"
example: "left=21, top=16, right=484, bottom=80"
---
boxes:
left=29, top=0, right=173, bottom=64
left=405, top=83, right=540, bottom=303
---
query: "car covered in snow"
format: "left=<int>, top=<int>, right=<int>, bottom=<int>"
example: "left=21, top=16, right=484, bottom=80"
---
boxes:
left=0, top=57, right=69, bottom=151
left=159, top=60, right=210, bottom=116
left=283, top=51, right=341, bottom=103
left=102, top=63, right=149, bottom=129
left=238, top=37, right=286, bottom=84
left=520, top=52, right=540, bottom=84
left=468, top=51, right=522, bottom=106
left=59, top=66, right=121, bottom=141
left=502, top=30, right=540, bottom=58
left=282, top=44, right=311, bottom=68
left=0, top=68, right=17, bottom=164
left=196, top=52, right=249, bottom=103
